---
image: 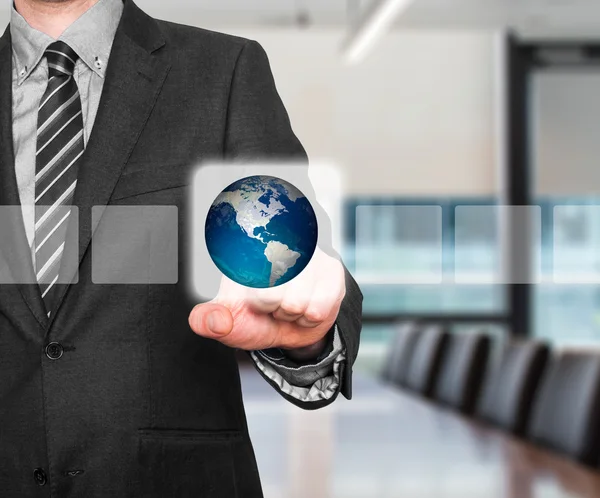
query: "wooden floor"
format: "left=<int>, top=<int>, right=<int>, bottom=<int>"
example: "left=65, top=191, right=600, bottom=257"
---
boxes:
left=240, top=367, right=600, bottom=498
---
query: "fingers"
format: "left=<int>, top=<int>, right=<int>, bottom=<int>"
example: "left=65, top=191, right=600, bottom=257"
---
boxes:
left=189, top=302, right=234, bottom=339
left=245, top=285, right=285, bottom=315
left=213, top=275, right=248, bottom=307
left=296, top=259, right=345, bottom=328
left=189, top=251, right=346, bottom=351
left=272, top=272, right=314, bottom=322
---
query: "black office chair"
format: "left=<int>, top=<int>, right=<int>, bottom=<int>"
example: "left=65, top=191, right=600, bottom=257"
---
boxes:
left=433, top=333, right=491, bottom=414
left=477, top=340, right=549, bottom=436
left=404, top=325, right=449, bottom=397
left=380, top=322, right=419, bottom=386
left=527, top=351, right=600, bottom=466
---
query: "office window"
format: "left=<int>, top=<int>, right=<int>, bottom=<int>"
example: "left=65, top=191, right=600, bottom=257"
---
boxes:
left=344, top=197, right=505, bottom=317
left=343, top=196, right=507, bottom=372
left=535, top=198, right=600, bottom=345
left=531, top=70, right=600, bottom=346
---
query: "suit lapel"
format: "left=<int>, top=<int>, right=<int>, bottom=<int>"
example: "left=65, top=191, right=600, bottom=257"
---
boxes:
left=0, top=27, right=50, bottom=330
left=50, top=0, right=171, bottom=319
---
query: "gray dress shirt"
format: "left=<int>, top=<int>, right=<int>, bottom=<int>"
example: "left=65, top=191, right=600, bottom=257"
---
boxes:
left=9, top=0, right=344, bottom=402
left=11, top=0, right=123, bottom=252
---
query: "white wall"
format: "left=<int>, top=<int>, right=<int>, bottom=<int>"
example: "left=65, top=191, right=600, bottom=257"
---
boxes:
left=0, top=7, right=8, bottom=29
left=221, top=28, right=499, bottom=197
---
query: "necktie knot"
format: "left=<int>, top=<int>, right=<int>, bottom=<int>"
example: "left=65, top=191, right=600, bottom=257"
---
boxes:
left=45, top=41, right=78, bottom=78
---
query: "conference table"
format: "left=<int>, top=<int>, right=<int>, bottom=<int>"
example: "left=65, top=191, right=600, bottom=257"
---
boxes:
left=240, top=366, right=600, bottom=498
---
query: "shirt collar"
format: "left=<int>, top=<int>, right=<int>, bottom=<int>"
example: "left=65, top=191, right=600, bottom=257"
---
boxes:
left=10, top=0, right=124, bottom=86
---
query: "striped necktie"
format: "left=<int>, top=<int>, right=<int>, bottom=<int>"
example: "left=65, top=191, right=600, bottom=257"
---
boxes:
left=35, top=41, right=84, bottom=315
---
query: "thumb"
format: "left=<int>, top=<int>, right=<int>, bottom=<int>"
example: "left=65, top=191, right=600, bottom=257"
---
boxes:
left=189, top=302, right=234, bottom=339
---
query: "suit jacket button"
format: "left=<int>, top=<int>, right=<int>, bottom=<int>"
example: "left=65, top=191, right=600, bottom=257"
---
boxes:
left=45, top=342, right=64, bottom=360
left=33, top=468, right=47, bottom=486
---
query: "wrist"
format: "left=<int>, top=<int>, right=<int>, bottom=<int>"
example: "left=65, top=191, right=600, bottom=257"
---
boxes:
left=282, top=326, right=335, bottom=362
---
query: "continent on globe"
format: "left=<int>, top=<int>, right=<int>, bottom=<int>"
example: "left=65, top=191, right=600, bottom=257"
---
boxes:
left=205, top=175, right=318, bottom=288
left=264, top=241, right=301, bottom=287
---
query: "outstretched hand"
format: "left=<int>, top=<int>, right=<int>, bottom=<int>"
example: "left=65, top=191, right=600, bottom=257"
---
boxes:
left=188, top=248, right=345, bottom=357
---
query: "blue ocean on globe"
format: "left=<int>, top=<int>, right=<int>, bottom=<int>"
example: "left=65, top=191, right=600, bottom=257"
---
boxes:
left=205, top=175, right=318, bottom=288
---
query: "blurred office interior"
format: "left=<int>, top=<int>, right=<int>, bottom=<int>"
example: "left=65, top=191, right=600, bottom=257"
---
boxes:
left=3, top=0, right=600, bottom=496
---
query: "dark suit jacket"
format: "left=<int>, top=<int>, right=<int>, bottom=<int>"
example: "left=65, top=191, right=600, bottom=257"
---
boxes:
left=0, top=0, right=362, bottom=496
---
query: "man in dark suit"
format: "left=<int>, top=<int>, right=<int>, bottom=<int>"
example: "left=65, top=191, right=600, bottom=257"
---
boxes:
left=0, top=0, right=362, bottom=496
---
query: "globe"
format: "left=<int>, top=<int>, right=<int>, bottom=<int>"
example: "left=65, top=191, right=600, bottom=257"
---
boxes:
left=205, top=175, right=318, bottom=288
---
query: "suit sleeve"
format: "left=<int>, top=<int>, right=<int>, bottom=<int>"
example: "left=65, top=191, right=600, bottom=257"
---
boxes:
left=223, top=39, right=363, bottom=408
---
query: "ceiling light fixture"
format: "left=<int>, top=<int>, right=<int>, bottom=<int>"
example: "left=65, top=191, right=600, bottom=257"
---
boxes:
left=341, top=0, right=416, bottom=64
